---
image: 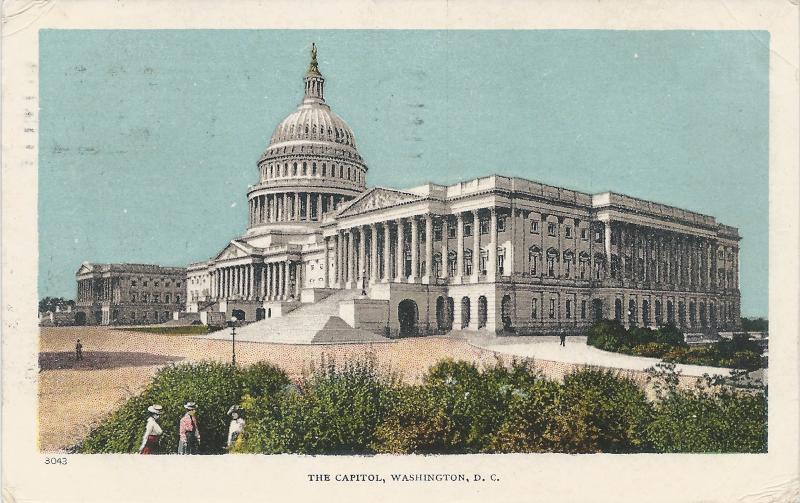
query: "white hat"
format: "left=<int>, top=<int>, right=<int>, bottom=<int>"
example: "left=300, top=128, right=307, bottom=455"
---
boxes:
left=147, top=405, right=163, bottom=414
left=227, top=405, right=242, bottom=416
left=184, top=402, right=197, bottom=410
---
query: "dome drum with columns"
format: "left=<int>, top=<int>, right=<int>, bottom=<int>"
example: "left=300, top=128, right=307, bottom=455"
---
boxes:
left=246, top=44, right=367, bottom=234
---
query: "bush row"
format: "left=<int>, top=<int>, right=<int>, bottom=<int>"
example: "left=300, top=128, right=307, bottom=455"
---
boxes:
left=80, top=358, right=766, bottom=455
left=587, top=320, right=764, bottom=371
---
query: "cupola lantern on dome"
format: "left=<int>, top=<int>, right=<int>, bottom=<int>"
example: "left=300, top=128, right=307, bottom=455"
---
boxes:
left=245, top=43, right=368, bottom=233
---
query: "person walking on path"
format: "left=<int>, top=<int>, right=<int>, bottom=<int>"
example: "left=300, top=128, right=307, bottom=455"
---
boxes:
left=559, top=332, right=566, bottom=347
left=226, top=405, right=245, bottom=450
left=75, top=339, right=83, bottom=361
left=139, top=405, right=164, bottom=454
left=177, top=402, right=201, bottom=455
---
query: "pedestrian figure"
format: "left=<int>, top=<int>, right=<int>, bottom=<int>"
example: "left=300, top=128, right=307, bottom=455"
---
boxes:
left=75, top=339, right=83, bottom=361
left=139, top=405, right=163, bottom=454
left=178, top=402, right=201, bottom=455
left=226, top=405, right=245, bottom=449
left=559, top=332, right=566, bottom=347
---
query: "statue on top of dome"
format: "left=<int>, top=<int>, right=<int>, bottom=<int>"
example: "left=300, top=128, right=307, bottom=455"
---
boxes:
left=306, top=43, right=321, bottom=77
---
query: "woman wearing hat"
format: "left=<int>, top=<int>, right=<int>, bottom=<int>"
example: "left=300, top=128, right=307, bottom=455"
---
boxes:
left=178, top=402, right=201, bottom=455
left=226, top=405, right=245, bottom=449
left=138, top=405, right=163, bottom=454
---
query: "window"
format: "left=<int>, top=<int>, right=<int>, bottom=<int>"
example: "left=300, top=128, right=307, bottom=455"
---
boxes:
left=143, top=280, right=149, bottom=287
left=497, top=217, right=506, bottom=232
left=581, top=228, right=589, bottom=240
left=448, top=251, right=457, bottom=276
left=529, top=246, right=540, bottom=275
left=547, top=222, right=556, bottom=237
left=546, top=249, right=558, bottom=277
left=131, top=293, right=137, bottom=302
left=464, top=223, right=473, bottom=237
left=581, top=300, right=587, bottom=319
left=595, top=231, right=603, bottom=243
left=480, top=249, right=488, bottom=275
left=565, top=226, right=572, bottom=238
left=530, top=220, right=539, bottom=233
left=480, top=220, right=490, bottom=235
left=447, top=226, right=456, bottom=239
left=142, top=293, right=150, bottom=302
left=165, top=293, right=171, bottom=303
left=153, top=294, right=160, bottom=303
left=130, top=311, right=136, bottom=320
left=549, top=299, right=556, bottom=319
left=154, top=280, right=160, bottom=287
left=131, top=280, right=137, bottom=287
left=176, top=281, right=181, bottom=287
left=464, top=249, right=473, bottom=276
left=433, top=226, right=442, bottom=241
left=531, top=298, right=538, bottom=319
left=563, top=251, right=574, bottom=277
left=566, top=300, right=572, bottom=319
left=176, top=295, right=181, bottom=304
left=497, top=249, right=505, bottom=275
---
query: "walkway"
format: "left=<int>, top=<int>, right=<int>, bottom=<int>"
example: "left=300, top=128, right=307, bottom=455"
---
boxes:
left=467, top=335, right=732, bottom=377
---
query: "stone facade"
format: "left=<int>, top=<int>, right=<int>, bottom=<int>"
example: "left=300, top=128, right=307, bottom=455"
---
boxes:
left=75, top=262, right=186, bottom=325
left=186, top=45, right=741, bottom=337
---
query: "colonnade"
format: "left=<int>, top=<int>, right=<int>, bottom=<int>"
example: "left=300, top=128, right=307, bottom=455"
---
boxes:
left=77, top=278, right=117, bottom=302
left=248, top=192, right=351, bottom=226
left=322, top=208, right=501, bottom=288
left=211, top=261, right=302, bottom=302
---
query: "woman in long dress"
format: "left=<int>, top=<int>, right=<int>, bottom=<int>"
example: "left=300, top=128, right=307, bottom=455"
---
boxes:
left=227, top=405, right=245, bottom=449
left=139, top=405, right=163, bottom=454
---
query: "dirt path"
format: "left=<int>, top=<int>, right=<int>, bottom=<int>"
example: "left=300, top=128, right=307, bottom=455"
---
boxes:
left=38, top=326, right=500, bottom=452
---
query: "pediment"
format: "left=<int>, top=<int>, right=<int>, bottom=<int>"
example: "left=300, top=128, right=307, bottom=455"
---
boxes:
left=213, top=241, right=253, bottom=261
left=337, top=188, right=422, bottom=218
left=75, top=262, right=94, bottom=275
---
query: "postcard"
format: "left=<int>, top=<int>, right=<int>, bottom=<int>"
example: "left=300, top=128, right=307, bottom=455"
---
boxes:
left=2, top=1, right=798, bottom=502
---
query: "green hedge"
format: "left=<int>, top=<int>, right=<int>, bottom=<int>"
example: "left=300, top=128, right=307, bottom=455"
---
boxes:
left=80, top=357, right=767, bottom=454
left=587, top=321, right=764, bottom=371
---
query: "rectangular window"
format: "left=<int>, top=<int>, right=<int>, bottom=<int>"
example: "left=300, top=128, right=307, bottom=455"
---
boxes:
left=480, top=254, right=488, bottom=275
left=531, top=298, right=538, bottom=319
left=464, top=257, right=473, bottom=276
left=530, top=220, right=539, bottom=233
left=176, top=281, right=182, bottom=287
left=464, top=223, right=473, bottom=237
left=547, top=223, right=556, bottom=237
left=565, top=226, right=572, bottom=238
left=581, top=300, right=587, bottom=319
left=595, top=231, right=603, bottom=243
left=153, top=294, right=160, bottom=303
left=566, top=300, right=572, bottom=319
left=433, top=226, right=442, bottom=241
left=131, top=293, right=137, bottom=302
left=497, top=251, right=505, bottom=275
left=154, top=280, right=160, bottom=287
left=131, top=280, right=137, bottom=287
left=497, top=217, right=506, bottom=232
left=611, top=232, right=618, bottom=245
left=480, top=220, right=490, bottom=235
left=530, top=255, right=538, bottom=275
left=581, top=228, right=589, bottom=240
left=176, top=295, right=181, bottom=304
left=143, top=280, right=149, bottom=287
left=165, top=293, right=171, bottom=303
left=549, top=299, right=556, bottom=319
left=447, top=226, right=456, bottom=239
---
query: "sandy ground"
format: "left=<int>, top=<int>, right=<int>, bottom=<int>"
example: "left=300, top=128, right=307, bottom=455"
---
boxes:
left=38, top=326, right=500, bottom=452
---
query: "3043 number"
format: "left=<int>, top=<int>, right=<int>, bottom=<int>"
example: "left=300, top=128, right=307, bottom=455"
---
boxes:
left=44, top=457, right=68, bottom=465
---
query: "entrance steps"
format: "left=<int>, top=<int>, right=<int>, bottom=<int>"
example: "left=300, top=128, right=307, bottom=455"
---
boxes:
left=200, top=289, right=392, bottom=344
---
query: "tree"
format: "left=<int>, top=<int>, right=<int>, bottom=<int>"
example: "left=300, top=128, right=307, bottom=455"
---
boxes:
left=38, top=297, right=75, bottom=314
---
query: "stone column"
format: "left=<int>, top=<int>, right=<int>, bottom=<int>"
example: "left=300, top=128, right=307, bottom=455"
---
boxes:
left=472, top=211, right=480, bottom=282
left=456, top=213, right=464, bottom=282
left=410, top=217, right=419, bottom=283
left=323, top=237, right=330, bottom=288
left=278, top=262, right=286, bottom=300
left=441, top=217, right=449, bottom=280
left=396, top=218, right=406, bottom=282
left=488, top=208, right=497, bottom=282
left=383, top=223, right=391, bottom=282
left=369, top=223, right=378, bottom=284
left=604, top=221, right=613, bottom=278
left=347, top=230, right=355, bottom=288
left=306, top=193, right=312, bottom=221
left=284, top=262, right=291, bottom=299
left=336, top=232, right=344, bottom=287
left=295, top=261, right=302, bottom=298
left=248, top=264, right=255, bottom=300
left=317, top=193, right=323, bottom=220
left=423, top=214, right=433, bottom=283
left=358, top=226, right=367, bottom=286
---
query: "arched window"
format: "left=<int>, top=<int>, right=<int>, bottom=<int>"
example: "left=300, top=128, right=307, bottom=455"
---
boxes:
left=654, top=300, right=662, bottom=325
left=283, top=163, right=288, bottom=177
left=302, top=162, right=307, bottom=176
left=642, top=300, right=650, bottom=325
left=615, top=299, right=623, bottom=322
left=292, top=163, right=297, bottom=176
left=628, top=299, right=638, bottom=325
left=528, top=246, right=541, bottom=275
left=322, top=163, right=327, bottom=177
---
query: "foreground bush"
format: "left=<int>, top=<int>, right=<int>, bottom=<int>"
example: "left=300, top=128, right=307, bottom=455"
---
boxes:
left=646, top=364, right=767, bottom=453
left=237, top=357, right=396, bottom=454
left=80, top=361, right=288, bottom=454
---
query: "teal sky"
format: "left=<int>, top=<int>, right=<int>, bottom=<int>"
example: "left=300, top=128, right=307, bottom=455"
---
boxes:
left=39, top=30, right=769, bottom=316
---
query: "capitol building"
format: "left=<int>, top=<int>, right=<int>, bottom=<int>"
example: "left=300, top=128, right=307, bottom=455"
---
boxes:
left=184, top=45, right=742, bottom=339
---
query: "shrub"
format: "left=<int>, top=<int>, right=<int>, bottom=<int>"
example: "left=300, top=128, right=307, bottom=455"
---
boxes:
left=627, top=327, right=656, bottom=347
left=80, top=361, right=290, bottom=454
left=587, top=320, right=628, bottom=352
left=653, top=324, right=686, bottom=346
left=238, top=357, right=396, bottom=454
left=552, top=369, right=653, bottom=453
left=647, top=379, right=767, bottom=453
left=719, top=351, right=762, bottom=371
left=630, top=342, right=672, bottom=358
left=487, top=379, right=561, bottom=453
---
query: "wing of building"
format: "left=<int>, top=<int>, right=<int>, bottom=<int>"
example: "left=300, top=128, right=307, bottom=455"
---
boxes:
left=185, top=44, right=742, bottom=337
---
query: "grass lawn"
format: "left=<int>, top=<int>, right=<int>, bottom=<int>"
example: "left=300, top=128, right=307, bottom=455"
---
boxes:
left=116, top=325, right=213, bottom=335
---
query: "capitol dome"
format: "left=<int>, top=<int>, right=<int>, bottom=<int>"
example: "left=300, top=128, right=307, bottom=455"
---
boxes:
left=246, top=44, right=368, bottom=232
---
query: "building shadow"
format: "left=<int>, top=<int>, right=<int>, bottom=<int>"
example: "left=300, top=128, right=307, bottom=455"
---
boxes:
left=38, top=351, right=184, bottom=371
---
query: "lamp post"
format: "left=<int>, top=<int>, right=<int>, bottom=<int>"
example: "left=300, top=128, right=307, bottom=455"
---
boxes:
left=229, top=316, right=237, bottom=366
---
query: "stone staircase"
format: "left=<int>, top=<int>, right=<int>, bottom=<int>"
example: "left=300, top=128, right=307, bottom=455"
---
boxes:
left=201, top=289, right=391, bottom=344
